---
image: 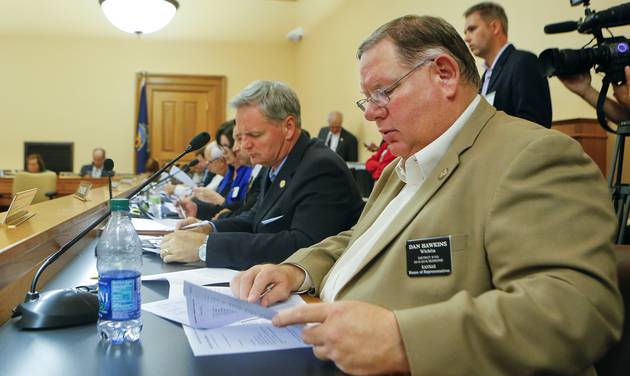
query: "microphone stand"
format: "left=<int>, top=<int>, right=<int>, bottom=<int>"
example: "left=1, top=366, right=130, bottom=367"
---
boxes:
left=135, top=160, right=196, bottom=197
left=11, top=132, right=210, bottom=329
left=12, top=210, right=110, bottom=329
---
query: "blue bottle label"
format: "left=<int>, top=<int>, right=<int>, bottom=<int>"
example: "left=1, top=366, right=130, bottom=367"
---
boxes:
left=98, top=270, right=141, bottom=320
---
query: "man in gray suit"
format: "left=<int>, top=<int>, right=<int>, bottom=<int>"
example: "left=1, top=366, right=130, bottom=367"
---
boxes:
left=231, top=15, right=623, bottom=375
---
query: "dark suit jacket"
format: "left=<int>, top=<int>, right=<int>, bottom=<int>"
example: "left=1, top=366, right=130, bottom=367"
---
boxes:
left=317, top=127, right=358, bottom=162
left=79, top=164, right=113, bottom=177
left=205, top=132, right=365, bottom=270
left=482, top=45, right=552, bottom=128
left=216, top=171, right=263, bottom=220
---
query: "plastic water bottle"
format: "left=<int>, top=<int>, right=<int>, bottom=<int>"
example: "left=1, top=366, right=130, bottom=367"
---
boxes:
left=97, top=198, right=143, bottom=344
left=148, top=188, right=162, bottom=219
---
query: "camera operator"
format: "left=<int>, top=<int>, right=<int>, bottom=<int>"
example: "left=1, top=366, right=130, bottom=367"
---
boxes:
left=559, top=66, right=630, bottom=124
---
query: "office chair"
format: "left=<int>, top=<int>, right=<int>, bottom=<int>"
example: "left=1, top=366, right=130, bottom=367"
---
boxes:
left=11, top=171, right=58, bottom=204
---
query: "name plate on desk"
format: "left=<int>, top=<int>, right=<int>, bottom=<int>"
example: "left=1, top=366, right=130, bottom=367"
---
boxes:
left=73, top=182, right=92, bottom=201
left=1, top=188, right=37, bottom=228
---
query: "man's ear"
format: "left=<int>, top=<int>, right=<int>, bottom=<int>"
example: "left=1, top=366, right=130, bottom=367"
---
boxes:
left=283, top=115, right=298, bottom=139
left=489, top=19, right=502, bottom=36
left=432, top=54, right=460, bottom=99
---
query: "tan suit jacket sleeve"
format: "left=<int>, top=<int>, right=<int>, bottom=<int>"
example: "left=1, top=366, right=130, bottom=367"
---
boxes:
left=286, top=100, right=623, bottom=374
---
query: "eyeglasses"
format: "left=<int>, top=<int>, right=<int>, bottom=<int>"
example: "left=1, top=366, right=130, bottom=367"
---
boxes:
left=356, top=57, right=435, bottom=112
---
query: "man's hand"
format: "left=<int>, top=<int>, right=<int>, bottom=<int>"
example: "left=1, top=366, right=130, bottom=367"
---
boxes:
left=160, top=230, right=207, bottom=263
left=273, top=301, right=410, bottom=375
left=193, top=187, right=225, bottom=205
left=163, top=183, right=176, bottom=196
left=231, top=264, right=306, bottom=307
left=612, top=66, right=630, bottom=107
left=558, top=71, right=592, bottom=97
left=179, top=197, right=198, bottom=217
left=363, top=142, right=378, bottom=152
left=175, top=216, right=212, bottom=233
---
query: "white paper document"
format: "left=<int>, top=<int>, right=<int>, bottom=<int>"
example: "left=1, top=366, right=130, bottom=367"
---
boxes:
left=184, top=281, right=278, bottom=328
left=169, top=165, right=197, bottom=188
left=139, top=235, right=162, bottom=254
left=131, top=218, right=176, bottom=233
left=182, top=320, right=309, bottom=356
left=142, top=285, right=310, bottom=356
left=142, top=267, right=239, bottom=299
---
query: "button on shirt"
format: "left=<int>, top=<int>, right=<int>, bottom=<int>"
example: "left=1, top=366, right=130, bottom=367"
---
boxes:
left=318, top=95, right=481, bottom=302
left=481, top=42, right=512, bottom=96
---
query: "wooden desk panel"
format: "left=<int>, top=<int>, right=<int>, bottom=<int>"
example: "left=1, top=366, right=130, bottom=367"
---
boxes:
left=553, top=118, right=608, bottom=175
left=0, top=177, right=144, bottom=324
left=0, top=176, right=110, bottom=206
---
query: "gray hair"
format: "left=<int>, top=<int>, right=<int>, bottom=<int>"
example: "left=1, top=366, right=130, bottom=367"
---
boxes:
left=230, top=80, right=301, bottom=127
left=357, top=15, right=481, bottom=89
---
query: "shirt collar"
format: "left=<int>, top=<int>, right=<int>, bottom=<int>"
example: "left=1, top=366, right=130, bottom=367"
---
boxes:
left=483, top=42, right=512, bottom=71
left=269, top=156, right=288, bottom=182
left=394, top=95, right=481, bottom=186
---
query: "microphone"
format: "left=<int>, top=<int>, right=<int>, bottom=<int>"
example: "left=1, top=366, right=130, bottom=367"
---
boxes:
left=143, top=158, right=200, bottom=191
left=578, top=3, right=630, bottom=33
left=103, top=158, right=114, bottom=200
left=544, top=21, right=578, bottom=34
left=11, top=132, right=210, bottom=329
left=127, top=132, right=209, bottom=199
left=183, top=159, right=199, bottom=173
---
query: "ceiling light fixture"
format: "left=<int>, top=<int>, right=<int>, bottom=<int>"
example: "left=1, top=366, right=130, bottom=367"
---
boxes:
left=99, top=0, right=179, bottom=35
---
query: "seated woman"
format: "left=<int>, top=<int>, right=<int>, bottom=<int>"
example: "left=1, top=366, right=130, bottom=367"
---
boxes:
left=365, top=140, right=395, bottom=181
left=178, top=120, right=252, bottom=219
left=25, top=154, right=46, bottom=173
left=145, top=158, right=160, bottom=174
left=192, top=121, right=253, bottom=219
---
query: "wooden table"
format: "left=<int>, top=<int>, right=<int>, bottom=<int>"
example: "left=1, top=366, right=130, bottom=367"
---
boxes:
left=0, top=176, right=110, bottom=206
left=0, top=177, right=143, bottom=325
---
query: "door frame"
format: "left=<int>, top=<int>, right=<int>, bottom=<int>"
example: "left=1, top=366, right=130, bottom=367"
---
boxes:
left=133, top=73, right=227, bottom=171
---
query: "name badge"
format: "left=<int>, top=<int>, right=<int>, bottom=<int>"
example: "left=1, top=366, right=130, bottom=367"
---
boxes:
left=231, top=186, right=240, bottom=198
left=406, top=235, right=452, bottom=277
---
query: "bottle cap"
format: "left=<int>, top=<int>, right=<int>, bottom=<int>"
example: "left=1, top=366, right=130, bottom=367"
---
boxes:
left=110, top=198, right=130, bottom=212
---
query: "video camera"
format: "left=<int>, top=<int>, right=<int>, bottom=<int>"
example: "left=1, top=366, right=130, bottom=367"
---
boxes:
left=539, top=1, right=630, bottom=84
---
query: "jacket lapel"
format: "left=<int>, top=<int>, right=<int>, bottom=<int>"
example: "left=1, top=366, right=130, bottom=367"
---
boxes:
left=486, top=44, right=514, bottom=94
left=334, top=99, right=497, bottom=296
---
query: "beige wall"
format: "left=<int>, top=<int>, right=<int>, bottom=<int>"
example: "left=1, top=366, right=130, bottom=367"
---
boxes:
left=295, top=0, right=630, bottom=163
left=0, top=35, right=296, bottom=173
left=2, top=1, right=630, bottom=173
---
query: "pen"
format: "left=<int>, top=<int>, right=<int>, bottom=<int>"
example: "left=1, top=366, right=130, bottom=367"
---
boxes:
left=180, top=220, right=211, bottom=230
left=259, top=284, right=275, bottom=299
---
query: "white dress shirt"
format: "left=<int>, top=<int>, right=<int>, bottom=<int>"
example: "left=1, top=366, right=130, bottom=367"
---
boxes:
left=319, top=95, right=481, bottom=302
left=91, top=166, right=103, bottom=178
left=325, top=132, right=341, bottom=152
left=481, top=42, right=512, bottom=97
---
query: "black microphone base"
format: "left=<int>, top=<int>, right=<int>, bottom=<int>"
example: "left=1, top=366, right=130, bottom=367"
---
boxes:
left=13, top=288, right=98, bottom=329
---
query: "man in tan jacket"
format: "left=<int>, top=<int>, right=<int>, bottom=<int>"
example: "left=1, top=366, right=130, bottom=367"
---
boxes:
left=231, top=15, right=624, bottom=375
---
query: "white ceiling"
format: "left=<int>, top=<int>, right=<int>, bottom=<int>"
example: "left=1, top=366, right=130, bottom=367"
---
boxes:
left=0, top=0, right=335, bottom=43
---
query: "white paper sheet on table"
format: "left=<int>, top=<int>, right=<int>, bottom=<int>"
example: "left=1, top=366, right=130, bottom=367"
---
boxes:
left=182, top=320, right=309, bottom=356
left=141, top=285, right=310, bottom=356
left=142, top=267, right=239, bottom=299
left=131, top=218, right=178, bottom=233
left=142, top=286, right=305, bottom=327
left=169, top=165, right=197, bottom=188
